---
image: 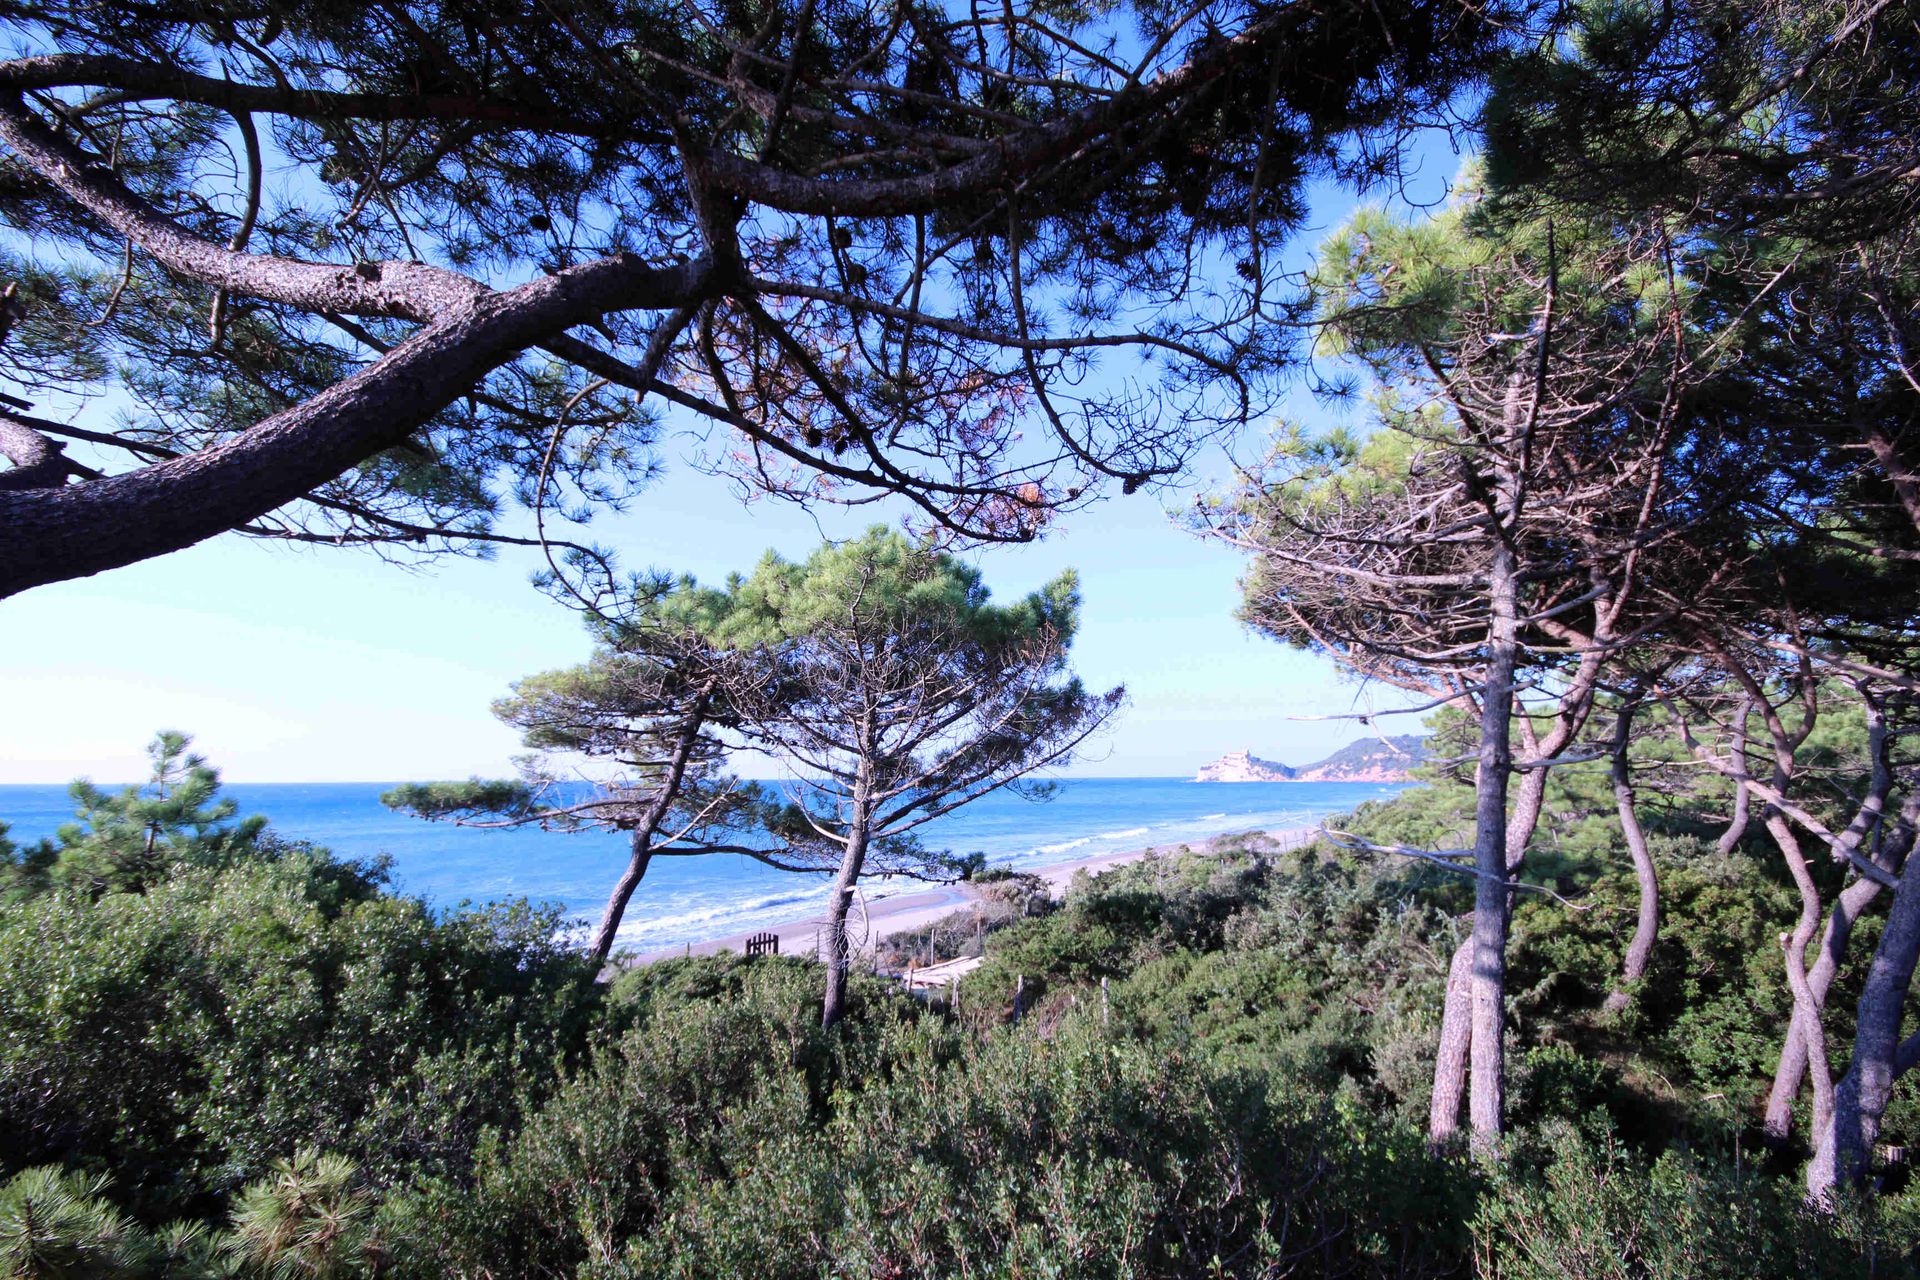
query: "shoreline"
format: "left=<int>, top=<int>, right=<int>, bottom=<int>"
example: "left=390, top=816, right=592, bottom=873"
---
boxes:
left=627, top=824, right=1318, bottom=966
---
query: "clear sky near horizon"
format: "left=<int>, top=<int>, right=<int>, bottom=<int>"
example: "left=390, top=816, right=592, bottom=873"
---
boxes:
left=0, top=142, right=1467, bottom=785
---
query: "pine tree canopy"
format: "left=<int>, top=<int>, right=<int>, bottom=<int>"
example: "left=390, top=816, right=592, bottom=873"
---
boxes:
left=0, top=0, right=1497, bottom=598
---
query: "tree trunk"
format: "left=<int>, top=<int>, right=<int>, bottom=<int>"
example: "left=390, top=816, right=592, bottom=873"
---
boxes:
left=1604, top=701, right=1659, bottom=1016
left=1716, top=697, right=1754, bottom=856
left=1809, top=838, right=1920, bottom=1202
left=821, top=773, right=874, bottom=1030
left=1762, top=702, right=1902, bottom=1141
left=1428, top=687, right=1554, bottom=1147
left=586, top=692, right=713, bottom=972
left=1428, top=937, right=1474, bottom=1147
left=1765, top=872, right=1889, bottom=1140
left=1768, top=812, right=1837, bottom=1142
left=1467, top=538, right=1520, bottom=1152
left=589, top=832, right=655, bottom=970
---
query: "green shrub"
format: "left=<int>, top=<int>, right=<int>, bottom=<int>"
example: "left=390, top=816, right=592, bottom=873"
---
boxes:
left=0, top=853, right=596, bottom=1218
left=555, top=1017, right=1467, bottom=1279
left=1473, top=1123, right=1902, bottom=1278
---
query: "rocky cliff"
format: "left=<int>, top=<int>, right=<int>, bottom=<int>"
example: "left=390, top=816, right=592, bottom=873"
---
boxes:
left=1194, top=735, right=1428, bottom=783
left=1193, top=750, right=1295, bottom=782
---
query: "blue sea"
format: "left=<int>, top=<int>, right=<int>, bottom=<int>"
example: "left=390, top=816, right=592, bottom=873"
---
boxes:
left=0, top=778, right=1405, bottom=952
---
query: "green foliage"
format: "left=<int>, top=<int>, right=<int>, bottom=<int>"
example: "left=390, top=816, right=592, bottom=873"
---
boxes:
left=2, top=734, right=267, bottom=902
left=8, top=736, right=1916, bottom=1273
left=0, top=745, right=597, bottom=1224
left=0, top=853, right=597, bottom=1219
left=1473, top=1123, right=1895, bottom=1279
left=410, top=957, right=1472, bottom=1280
left=0, top=1156, right=399, bottom=1280
left=701, top=526, right=1078, bottom=655
left=408, top=955, right=919, bottom=1279
left=222, top=1152, right=382, bottom=1280
left=0, top=1168, right=149, bottom=1280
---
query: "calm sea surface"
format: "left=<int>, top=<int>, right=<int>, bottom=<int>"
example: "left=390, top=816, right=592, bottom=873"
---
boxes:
left=0, top=778, right=1406, bottom=952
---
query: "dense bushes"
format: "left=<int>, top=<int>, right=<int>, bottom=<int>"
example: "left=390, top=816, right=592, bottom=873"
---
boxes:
left=4, top=741, right=1919, bottom=1277
left=1472, top=1124, right=1905, bottom=1279
left=0, top=850, right=596, bottom=1220
left=407, top=954, right=1470, bottom=1280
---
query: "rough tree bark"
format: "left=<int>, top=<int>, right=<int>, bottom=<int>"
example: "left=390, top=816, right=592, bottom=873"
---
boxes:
left=820, top=764, right=874, bottom=1030
left=1467, top=538, right=1521, bottom=1150
left=1428, top=938, right=1475, bottom=1145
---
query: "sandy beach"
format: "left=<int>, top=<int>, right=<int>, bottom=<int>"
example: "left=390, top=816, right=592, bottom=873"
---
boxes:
left=630, top=824, right=1317, bottom=965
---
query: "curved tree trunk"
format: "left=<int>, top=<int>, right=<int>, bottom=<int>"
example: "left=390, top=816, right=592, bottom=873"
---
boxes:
left=1604, top=701, right=1658, bottom=1015
left=821, top=771, right=874, bottom=1030
left=1716, top=697, right=1754, bottom=856
left=586, top=691, right=714, bottom=972
left=1762, top=696, right=1901, bottom=1141
left=1765, top=872, right=1889, bottom=1140
left=1768, top=812, right=1837, bottom=1141
left=1809, top=832, right=1920, bottom=1202
left=589, top=833, right=656, bottom=970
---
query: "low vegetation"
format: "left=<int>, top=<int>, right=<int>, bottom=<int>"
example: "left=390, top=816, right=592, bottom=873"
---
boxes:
left=5, top=735, right=1918, bottom=1277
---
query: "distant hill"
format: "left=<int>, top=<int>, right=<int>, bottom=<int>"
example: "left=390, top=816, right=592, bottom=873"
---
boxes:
left=1194, top=735, right=1428, bottom=783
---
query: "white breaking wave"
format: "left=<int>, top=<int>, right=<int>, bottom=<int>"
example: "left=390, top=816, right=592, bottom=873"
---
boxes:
left=616, top=886, right=830, bottom=945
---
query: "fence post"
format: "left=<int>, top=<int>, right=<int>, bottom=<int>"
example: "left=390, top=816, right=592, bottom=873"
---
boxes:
left=1101, top=976, right=1110, bottom=1029
left=1013, top=974, right=1025, bottom=1025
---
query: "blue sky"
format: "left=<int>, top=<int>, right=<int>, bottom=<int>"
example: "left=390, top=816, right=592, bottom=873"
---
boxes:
left=0, top=148, right=1467, bottom=785
left=0, top=449, right=1419, bottom=782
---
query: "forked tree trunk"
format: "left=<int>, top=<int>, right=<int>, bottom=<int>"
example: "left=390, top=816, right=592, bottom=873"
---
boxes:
left=1768, top=812, right=1837, bottom=1141
left=1766, top=871, right=1893, bottom=1140
left=1604, top=701, right=1659, bottom=1015
left=1762, top=697, right=1900, bottom=1142
left=1428, top=692, right=1561, bottom=1146
left=1466, top=539, right=1520, bottom=1151
left=1809, top=832, right=1920, bottom=1202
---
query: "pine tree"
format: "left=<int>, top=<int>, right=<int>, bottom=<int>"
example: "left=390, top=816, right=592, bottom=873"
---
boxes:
left=0, top=1167, right=151, bottom=1279
left=6, top=731, right=268, bottom=900
left=706, top=528, right=1121, bottom=1028
left=386, top=582, right=799, bottom=968
left=222, top=1151, right=382, bottom=1280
